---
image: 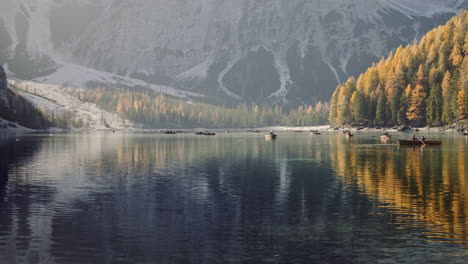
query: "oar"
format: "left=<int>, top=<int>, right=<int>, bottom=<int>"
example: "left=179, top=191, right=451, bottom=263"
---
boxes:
left=420, top=139, right=426, bottom=146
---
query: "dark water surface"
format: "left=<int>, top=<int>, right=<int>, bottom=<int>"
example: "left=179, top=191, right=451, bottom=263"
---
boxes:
left=0, top=132, right=467, bottom=263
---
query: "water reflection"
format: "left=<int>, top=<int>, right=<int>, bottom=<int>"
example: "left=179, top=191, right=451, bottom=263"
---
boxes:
left=0, top=132, right=466, bottom=263
left=0, top=134, right=55, bottom=263
left=329, top=134, right=468, bottom=245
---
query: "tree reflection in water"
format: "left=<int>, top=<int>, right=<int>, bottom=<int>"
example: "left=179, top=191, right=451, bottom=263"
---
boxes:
left=0, top=133, right=466, bottom=263
left=329, top=136, right=468, bottom=245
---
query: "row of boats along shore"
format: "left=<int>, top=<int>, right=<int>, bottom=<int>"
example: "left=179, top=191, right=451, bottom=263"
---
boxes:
left=157, top=128, right=468, bottom=145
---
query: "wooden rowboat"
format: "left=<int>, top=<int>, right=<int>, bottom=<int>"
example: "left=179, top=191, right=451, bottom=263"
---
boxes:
left=196, top=131, right=215, bottom=135
left=265, top=134, right=277, bottom=140
left=398, top=139, right=441, bottom=146
left=380, top=135, right=391, bottom=140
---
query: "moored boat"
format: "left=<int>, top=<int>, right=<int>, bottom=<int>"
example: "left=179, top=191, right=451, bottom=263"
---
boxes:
left=195, top=130, right=215, bottom=135
left=310, top=130, right=321, bottom=135
left=398, top=139, right=442, bottom=146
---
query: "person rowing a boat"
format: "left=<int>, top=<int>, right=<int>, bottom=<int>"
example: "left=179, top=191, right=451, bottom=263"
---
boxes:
left=412, top=134, right=417, bottom=141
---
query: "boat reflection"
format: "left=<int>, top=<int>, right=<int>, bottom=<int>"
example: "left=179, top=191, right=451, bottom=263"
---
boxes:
left=329, top=137, right=468, bottom=245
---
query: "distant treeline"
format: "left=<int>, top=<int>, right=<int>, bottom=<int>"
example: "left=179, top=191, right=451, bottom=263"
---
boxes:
left=76, top=87, right=329, bottom=128
left=329, top=11, right=468, bottom=127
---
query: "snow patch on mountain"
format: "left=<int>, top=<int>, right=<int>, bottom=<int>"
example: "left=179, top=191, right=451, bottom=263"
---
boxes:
left=218, top=54, right=244, bottom=101
left=0, top=0, right=465, bottom=105
left=10, top=80, right=138, bottom=130
left=384, top=0, right=423, bottom=16
left=175, top=56, right=214, bottom=82
left=269, top=52, right=292, bottom=104
left=32, top=63, right=204, bottom=100
left=386, top=0, right=466, bottom=16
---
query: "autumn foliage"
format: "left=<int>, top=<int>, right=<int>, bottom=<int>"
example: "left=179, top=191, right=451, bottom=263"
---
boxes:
left=76, top=87, right=329, bottom=128
left=329, top=11, right=468, bottom=127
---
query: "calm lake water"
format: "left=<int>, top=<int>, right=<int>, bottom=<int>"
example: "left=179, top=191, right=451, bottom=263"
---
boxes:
left=0, top=131, right=467, bottom=263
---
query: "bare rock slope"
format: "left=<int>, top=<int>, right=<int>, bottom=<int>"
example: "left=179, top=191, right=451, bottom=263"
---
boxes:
left=0, top=0, right=466, bottom=105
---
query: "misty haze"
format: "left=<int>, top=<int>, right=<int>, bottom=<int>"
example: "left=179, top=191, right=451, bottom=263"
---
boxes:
left=0, top=1, right=468, bottom=263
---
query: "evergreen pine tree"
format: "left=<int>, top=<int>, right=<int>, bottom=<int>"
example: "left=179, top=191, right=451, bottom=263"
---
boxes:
left=375, top=91, right=387, bottom=126
left=426, top=84, right=443, bottom=126
left=351, top=91, right=366, bottom=124
left=386, top=69, right=405, bottom=125
left=398, top=92, right=409, bottom=125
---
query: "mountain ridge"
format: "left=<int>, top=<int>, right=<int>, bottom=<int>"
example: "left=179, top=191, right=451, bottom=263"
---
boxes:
left=0, top=0, right=466, bottom=105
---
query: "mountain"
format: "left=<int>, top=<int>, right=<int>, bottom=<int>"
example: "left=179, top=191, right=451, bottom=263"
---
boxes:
left=0, top=66, right=8, bottom=110
left=0, top=66, right=51, bottom=129
left=0, top=0, right=466, bottom=106
left=0, top=65, right=11, bottom=111
left=329, top=11, right=468, bottom=128
left=0, top=66, right=6, bottom=90
left=1, top=64, right=131, bottom=130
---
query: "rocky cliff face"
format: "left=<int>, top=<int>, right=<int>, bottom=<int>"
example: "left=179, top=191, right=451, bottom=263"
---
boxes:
left=0, top=66, right=9, bottom=107
left=0, top=66, right=6, bottom=91
left=0, top=65, right=51, bottom=129
left=0, top=0, right=466, bottom=105
left=0, top=64, right=15, bottom=116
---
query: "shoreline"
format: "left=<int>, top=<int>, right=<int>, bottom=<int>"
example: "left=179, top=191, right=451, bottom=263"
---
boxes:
left=0, top=118, right=35, bottom=134
left=1, top=121, right=465, bottom=134
left=7, top=127, right=463, bottom=134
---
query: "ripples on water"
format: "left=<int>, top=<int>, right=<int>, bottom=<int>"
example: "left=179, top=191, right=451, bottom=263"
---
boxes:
left=0, top=132, right=467, bottom=263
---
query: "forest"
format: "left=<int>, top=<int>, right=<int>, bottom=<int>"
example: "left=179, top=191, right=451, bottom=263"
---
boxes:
left=76, top=88, right=329, bottom=129
left=0, top=85, right=51, bottom=130
left=329, top=11, right=468, bottom=128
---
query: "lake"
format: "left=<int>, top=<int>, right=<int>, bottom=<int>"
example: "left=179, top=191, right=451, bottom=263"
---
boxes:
left=0, top=131, right=467, bottom=263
